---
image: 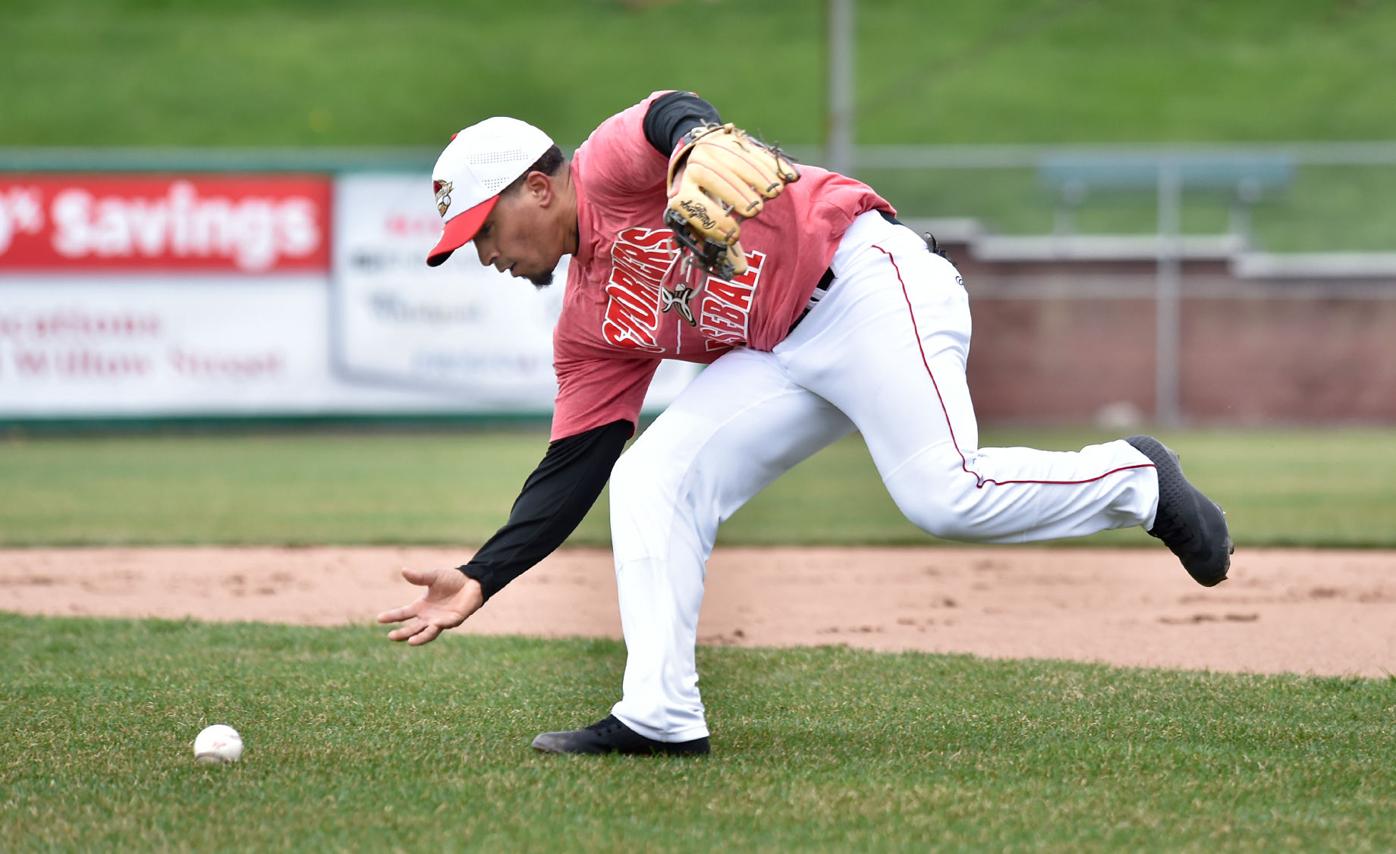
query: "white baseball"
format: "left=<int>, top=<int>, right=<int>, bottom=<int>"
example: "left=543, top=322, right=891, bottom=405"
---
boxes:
left=193, top=724, right=244, bottom=764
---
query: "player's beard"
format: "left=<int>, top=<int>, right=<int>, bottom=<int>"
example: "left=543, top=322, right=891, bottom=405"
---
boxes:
left=527, top=267, right=555, bottom=288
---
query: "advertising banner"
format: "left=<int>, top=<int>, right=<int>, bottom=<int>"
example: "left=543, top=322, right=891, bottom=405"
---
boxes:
left=0, top=170, right=698, bottom=420
left=331, top=173, right=698, bottom=410
left=1, top=277, right=320, bottom=414
left=0, top=175, right=331, bottom=273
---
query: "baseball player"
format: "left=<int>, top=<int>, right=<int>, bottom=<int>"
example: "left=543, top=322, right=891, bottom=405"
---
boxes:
left=377, top=90, right=1233, bottom=756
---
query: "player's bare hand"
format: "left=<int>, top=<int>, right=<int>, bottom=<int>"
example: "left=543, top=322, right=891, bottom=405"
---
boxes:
left=376, top=567, right=484, bottom=646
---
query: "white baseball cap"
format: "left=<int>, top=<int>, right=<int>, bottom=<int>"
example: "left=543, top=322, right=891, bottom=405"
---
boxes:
left=426, top=116, right=555, bottom=267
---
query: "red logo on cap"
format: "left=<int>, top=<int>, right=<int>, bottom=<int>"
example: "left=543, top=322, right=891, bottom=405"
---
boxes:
left=433, top=180, right=453, bottom=218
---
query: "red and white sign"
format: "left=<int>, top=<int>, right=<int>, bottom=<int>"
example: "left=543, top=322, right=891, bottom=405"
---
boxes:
left=0, top=176, right=331, bottom=273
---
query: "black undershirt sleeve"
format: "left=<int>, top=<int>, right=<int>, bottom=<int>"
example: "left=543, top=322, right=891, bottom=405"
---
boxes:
left=643, top=91, right=721, bottom=156
left=459, top=420, right=632, bottom=601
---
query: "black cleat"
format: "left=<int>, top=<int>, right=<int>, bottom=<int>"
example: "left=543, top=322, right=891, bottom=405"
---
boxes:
left=531, top=715, right=710, bottom=756
left=1126, top=435, right=1233, bottom=587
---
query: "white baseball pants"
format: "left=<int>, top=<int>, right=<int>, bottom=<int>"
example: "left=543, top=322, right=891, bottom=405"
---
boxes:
left=607, top=211, right=1160, bottom=742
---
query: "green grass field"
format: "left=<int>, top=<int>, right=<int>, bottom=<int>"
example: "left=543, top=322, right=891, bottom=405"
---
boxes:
left=4, top=614, right=1395, bottom=850
left=5, top=0, right=1393, bottom=147
left=2, top=427, right=1393, bottom=548
left=859, top=163, right=1396, bottom=253
left=5, top=2, right=1396, bottom=846
left=3, top=0, right=1396, bottom=251
left=3, top=428, right=1394, bottom=849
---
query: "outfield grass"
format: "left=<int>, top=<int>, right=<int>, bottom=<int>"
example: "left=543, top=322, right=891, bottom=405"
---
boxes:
left=862, top=163, right=1396, bottom=253
left=1, top=427, right=1393, bottom=549
left=4, top=0, right=1393, bottom=147
left=4, top=1, right=1394, bottom=250
left=3, top=613, right=1393, bottom=849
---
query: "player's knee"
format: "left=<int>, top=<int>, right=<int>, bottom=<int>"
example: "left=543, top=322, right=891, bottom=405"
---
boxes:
left=893, top=486, right=978, bottom=542
left=609, top=448, right=652, bottom=504
left=610, top=444, right=684, bottom=511
left=899, top=503, right=963, bottom=541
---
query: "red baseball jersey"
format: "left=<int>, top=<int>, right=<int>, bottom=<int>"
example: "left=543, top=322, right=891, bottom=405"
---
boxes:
left=550, top=91, right=892, bottom=440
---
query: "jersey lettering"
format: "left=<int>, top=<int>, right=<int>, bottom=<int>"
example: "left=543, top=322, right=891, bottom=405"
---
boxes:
left=598, top=230, right=767, bottom=354
left=602, top=273, right=663, bottom=352
left=601, top=228, right=676, bottom=352
left=699, top=251, right=765, bottom=350
left=611, top=227, right=675, bottom=280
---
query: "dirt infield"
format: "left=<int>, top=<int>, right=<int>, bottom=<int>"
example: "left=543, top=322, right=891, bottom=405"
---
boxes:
left=2, top=546, right=1392, bottom=678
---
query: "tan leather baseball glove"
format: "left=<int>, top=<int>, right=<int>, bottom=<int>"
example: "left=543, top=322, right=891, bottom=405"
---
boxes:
left=664, top=123, right=800, bottom=280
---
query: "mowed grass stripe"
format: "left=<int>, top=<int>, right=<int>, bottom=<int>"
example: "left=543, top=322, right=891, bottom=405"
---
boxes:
left=1, top=428, right=1393, bottom=548
left=4, top=0, right=1393, bottom=147
left=3, top=2, right=1395, bottom=251
left=2, top=614, right=1393, bottom=849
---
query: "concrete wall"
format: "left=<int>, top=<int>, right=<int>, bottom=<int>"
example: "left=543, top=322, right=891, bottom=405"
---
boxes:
left=950, top=255, right=1396, bottom=425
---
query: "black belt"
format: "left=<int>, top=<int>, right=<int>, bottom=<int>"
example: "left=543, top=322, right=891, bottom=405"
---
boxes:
left=788, top=266, right=836, bottom=334
left=786, top=211, right=918, bottom=335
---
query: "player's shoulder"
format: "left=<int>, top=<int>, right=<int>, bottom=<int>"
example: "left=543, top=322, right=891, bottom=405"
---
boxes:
left=577, top=91, right=673, bottom=151
left=572, top=92, right=673, bottom=199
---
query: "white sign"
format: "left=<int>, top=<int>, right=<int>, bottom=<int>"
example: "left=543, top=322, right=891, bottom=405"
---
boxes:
left=0, top=276, right=351, bottom=415
left=0, top=275, right=614, bottom=417
left=331, top=173, right=699, bottom=410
